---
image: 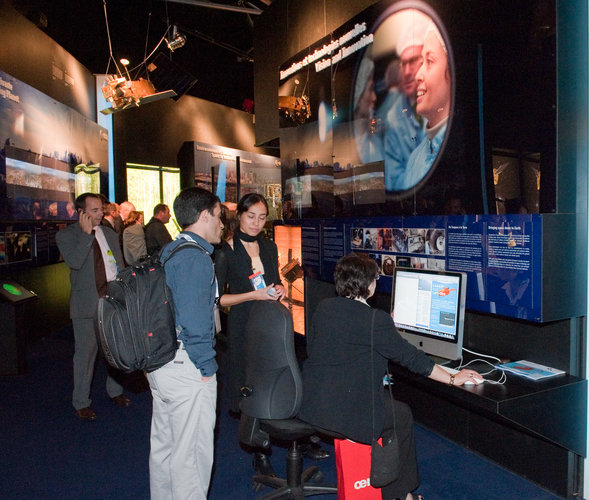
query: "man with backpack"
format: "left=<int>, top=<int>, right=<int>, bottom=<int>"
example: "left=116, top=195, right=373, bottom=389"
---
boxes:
left=147, top=187, right=224, bottom=500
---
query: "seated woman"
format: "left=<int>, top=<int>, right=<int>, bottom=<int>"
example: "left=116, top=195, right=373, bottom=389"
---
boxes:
left=298, top=253, right=479, bottom=500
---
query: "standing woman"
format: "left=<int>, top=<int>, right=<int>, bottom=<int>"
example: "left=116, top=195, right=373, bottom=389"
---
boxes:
left=214, top=193, right=286, bottom=474
left=122, top=210, right=147, bottom=265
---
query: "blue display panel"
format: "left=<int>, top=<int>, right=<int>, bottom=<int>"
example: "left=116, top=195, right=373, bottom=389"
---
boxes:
left=291, top=213, right=543, bottom=322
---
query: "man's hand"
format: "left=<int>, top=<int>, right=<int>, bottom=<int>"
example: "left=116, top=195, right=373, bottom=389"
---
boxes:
left=79, top=211, right=94, bottom=234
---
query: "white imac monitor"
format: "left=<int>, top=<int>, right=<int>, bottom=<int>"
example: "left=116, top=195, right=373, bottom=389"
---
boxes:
left=391, top=267, right=467, bottom=361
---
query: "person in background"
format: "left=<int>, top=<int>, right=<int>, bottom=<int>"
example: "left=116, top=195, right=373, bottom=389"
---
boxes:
left=443, top=190, right=466, bottom=216
left=299, top=253, right=481, bottom=500
left=383, top=18, right=429, bottom=192
left=375, top=58, right=402, bottom=125
left=66, top=201, right=77, bottom=219
left=48, top=202, right=58, bottom=217
left=353, top=55, right=384, bottom=164
left=145, top=203, right=172, bottom=256
left=402, top=23, right=451, bottom=189
left=119, top=201, right=136, bottom=223
left=219, top=201, right=239, bottom=242
left=147, top=187, right=223, bottom=500
left=122, top=210, right=147, bottom=265
left=55, top=193, right=131, bottom=421
left=102, top=202, right=124, bottom=234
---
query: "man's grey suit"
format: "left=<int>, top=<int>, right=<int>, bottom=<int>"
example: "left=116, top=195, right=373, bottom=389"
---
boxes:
left=56, top=222, right=126, bottom=410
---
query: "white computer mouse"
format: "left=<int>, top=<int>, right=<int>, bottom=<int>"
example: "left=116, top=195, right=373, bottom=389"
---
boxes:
left=463, top=376, right=484, bottom=386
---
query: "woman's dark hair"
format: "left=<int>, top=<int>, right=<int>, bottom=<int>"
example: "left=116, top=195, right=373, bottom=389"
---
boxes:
left=236, top=193, right=268, bottom=216
left=334, top=253, right=379, bottom=299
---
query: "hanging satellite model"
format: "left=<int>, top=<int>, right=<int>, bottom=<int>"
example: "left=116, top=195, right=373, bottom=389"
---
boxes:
left=99, top=7, right=188, bottom=115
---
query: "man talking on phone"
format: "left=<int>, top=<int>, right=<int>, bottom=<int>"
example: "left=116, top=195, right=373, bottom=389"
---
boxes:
left=56, top=193, right=130, bottom=421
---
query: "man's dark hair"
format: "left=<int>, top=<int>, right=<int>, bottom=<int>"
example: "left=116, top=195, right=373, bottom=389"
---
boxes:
left=173, top=187, right=220, bottom=229
left=153, top=203, right=168, bottom=216
left=104, top=203, right=118, bottom=216
left=334, top=253, right=379, bottom=299
left=75, top=193, right=102, bottom=212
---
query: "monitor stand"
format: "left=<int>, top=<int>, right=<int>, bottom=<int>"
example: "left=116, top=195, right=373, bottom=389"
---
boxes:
left=428, top=354, right=456, bottom=366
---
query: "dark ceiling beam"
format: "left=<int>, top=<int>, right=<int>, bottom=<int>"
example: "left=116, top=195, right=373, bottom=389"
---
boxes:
left=177, top=23, right=254, bottom=62
left=161, top=0, right=263, bottom=15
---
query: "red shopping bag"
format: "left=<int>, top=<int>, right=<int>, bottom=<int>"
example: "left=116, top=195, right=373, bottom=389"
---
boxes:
left=334, top=438, right=382, bottom=500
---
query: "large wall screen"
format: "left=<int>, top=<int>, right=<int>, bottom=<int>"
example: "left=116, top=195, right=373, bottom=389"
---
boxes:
left=279, top=0, right=456, bottom=217
left=0, top=69, right=108, bottom=221
left=277, top=0, right=556, bottom=218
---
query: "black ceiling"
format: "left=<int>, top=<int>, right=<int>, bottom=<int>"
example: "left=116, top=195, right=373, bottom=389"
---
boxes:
left=13, top=0, right=273, bottom=111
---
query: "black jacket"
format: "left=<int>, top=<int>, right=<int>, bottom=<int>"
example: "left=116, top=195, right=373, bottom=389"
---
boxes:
left=298, top=297, right=434, bottom=444
left=145, top=217, right=172, bottom=256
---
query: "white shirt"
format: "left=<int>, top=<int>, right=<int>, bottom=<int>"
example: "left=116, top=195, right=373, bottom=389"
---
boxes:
left=93, top=225, right=119, bottom=281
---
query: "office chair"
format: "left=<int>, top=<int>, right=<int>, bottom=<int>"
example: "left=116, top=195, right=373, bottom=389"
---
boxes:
left=238, top=301, right=338, bottom=499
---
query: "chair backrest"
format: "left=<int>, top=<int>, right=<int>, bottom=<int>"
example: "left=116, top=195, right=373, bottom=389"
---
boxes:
left=240, top=301, right=302, bottom=420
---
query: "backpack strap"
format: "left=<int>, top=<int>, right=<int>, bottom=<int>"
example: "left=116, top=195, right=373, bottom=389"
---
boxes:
left=160, top=239, right=206, bottom=265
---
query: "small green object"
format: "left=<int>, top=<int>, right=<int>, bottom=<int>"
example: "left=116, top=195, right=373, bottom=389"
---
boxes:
left=3, top=283, right=23, bottom=296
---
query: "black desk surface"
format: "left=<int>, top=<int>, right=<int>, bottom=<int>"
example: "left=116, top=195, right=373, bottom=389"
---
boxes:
left=390, top=362, right=587, bottom=457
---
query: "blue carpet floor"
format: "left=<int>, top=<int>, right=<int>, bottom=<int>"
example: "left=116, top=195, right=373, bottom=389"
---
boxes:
left=0, top=327, right=563, bottom=499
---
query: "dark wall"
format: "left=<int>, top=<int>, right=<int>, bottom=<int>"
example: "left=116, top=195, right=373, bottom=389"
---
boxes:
left=0, top=0, right=96, bottom=121
left=253, top=0, right=376, bottom=146
left=112, top=91, right=275, bottom=201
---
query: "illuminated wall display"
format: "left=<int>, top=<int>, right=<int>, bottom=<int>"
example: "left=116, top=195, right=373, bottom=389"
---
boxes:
left=182, top=141, right=282, bottom=220
left=278, top=0, right=556, bottom=218
left=279, top=1, right=454, bottom=217
left=0, top=69, right=108, bottom=221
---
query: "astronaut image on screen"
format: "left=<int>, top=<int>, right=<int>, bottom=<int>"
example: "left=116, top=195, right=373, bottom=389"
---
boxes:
left=5, top=232, right=32, bottom=263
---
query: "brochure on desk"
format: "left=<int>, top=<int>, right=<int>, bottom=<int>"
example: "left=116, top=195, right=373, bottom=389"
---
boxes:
left=286, top=214, right=543, bottom=322
left=498, top=360, right=566, bottom=380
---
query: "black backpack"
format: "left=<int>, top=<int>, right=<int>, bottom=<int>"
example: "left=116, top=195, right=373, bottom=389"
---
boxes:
left=97, top=240, right=204, bottom=373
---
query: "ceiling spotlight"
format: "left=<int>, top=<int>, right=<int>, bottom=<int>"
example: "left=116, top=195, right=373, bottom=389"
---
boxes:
left=166, top=26, right=186, bottom=52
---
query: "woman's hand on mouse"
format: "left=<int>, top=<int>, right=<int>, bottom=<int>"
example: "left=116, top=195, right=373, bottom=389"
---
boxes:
left=429, top=365, right=482, bottom=386
left=454, top=369, right=483, bottom=386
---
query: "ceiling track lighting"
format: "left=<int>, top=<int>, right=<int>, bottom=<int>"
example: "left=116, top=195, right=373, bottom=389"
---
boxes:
left=160, top=0, right=262, bottom=16
left=166, top=25, right=187, bottom=52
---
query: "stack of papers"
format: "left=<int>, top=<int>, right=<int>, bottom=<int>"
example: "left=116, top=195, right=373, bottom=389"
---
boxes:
left=498, top=360, right=565, bottom=380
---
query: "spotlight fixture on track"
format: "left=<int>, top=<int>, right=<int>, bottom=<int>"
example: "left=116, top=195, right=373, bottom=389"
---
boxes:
left=166, top=25, right=186, bottom=52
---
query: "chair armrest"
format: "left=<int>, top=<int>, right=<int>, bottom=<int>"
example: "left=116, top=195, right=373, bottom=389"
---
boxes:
left=238, top=414, right=270, bottom=449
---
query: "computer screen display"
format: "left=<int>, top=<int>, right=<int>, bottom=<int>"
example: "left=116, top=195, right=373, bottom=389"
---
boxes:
left=391, top=267, right=466, bottom=361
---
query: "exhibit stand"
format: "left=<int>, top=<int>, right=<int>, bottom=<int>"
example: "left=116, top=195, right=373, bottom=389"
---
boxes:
left=391, top=362, right=586, bottom=498
left=0, top=280, right=38, bottom=375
